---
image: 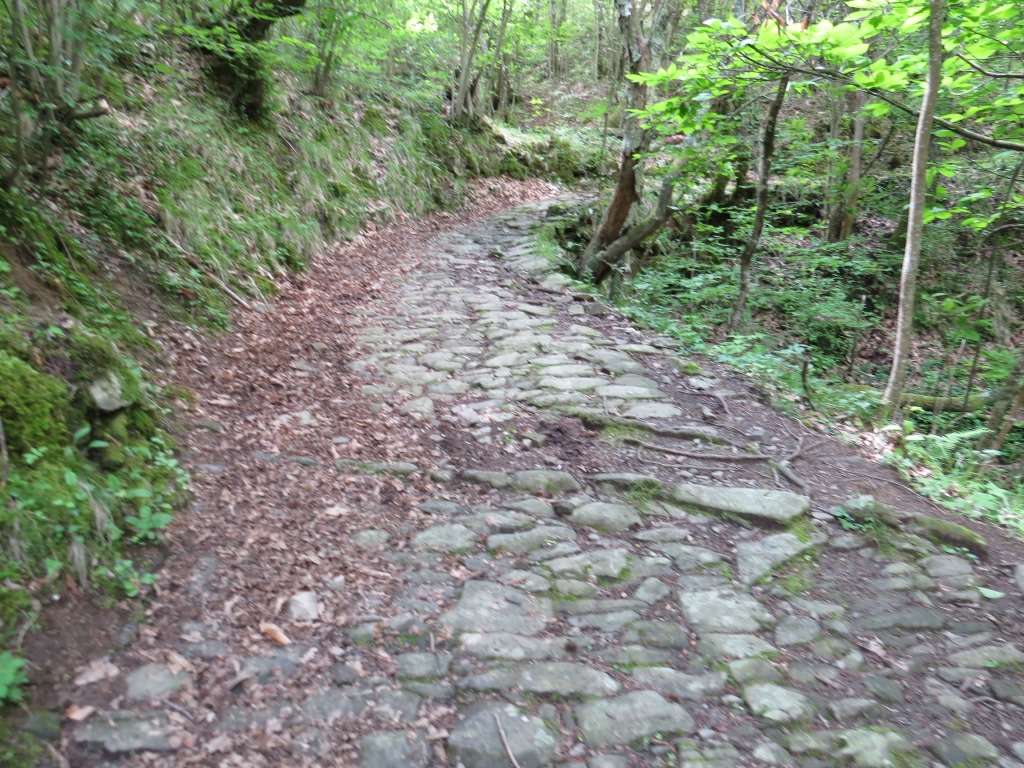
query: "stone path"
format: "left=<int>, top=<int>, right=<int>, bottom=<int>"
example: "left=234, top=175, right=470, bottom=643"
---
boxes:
left=69, top=201, right=1024, bottom=767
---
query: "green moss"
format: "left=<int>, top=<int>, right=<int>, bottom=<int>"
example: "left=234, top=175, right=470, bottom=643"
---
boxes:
left=909, top=514, right=987, bottom=556
left=787, top=516, right=813, bottom=543
left=0, top=350, right=71, bottom=456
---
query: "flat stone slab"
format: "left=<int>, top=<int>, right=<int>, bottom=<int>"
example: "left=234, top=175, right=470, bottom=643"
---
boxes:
left=487, top=526, right=576, bottom=553
left=568, top=501, right=642, bottom=532
left=743, top=683, right=817, bottom=724
left=596, top=385, right=664, bottom=399
left=736, top=533, right=815, bottom=584
left=672, top=484, right=809, bottom=525
left=441, top=581, right=553, bottom=636
left=547, top=549, right=631, bottom=580
left=75, top=710, right=180, bottom=753
left=125, top=663, right=189, bottom=701
left=576, top=691, right=695, bottom=748
left=622, top=402, right=682, bottom=419
left=538, top=376, right=606, bottom=391
left=630, top=667, right=727, bottom=700
left=698, top=634, right=778, bottom=660
left=412, top=524, right=477, bottom=553
left=461, top=662, right=620, bottom=697
left=460, top=633, right=568, bottom=661
left=362, top=731, right=430, bottom=768
left=948, top=644, right=1024, bottom=668
left=930, top=733, right=1000, bottom=766
left=836, top=729, right=915, bottom=768
left=448, top=701, right=556, bottom=768
left=510, top=469, right=582, bottom=494
left=679, top=588, right=775, bottom=634
left=650, top=542, right=726, bottom=571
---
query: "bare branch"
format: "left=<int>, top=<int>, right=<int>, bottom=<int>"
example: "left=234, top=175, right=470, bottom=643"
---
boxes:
left=954, top=53, right=1024, bottom=81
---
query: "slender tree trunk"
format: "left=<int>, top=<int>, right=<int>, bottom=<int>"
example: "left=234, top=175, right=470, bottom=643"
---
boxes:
left=828, top=90, right=865, bottom=242
left=580, top=0, right=682, bottom=282
left=485, top=0, right=512, bottom=116
left=881, top=0, right=946, bottom=415
left=989, top=381, right=1024, bottom=453
left=454, top=0, right=493, bottom=124
left=980, top=350, right=1024, bottom=450
left=725, top=75, right=789, bottom=333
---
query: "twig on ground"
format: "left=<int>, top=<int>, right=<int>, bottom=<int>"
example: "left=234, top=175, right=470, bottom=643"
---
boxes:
left=493, top=713, right=523, bottom=768
left=159, top=698, right=196, bottom=721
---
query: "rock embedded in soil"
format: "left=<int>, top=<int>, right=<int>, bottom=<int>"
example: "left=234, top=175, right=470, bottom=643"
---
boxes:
left=836, top=729, right=915, bottom=768
left=742, top=683, right=817, bottom=724
left=672, top=484, right=810, bottom=525
left=412, top=523, right=477, bottom=552
left=567, top=501, right=641, bottom=532
left=124, top=663, right=190, bottom=701
left=509, top=469, right=582, bottom=494
left=287, top=591, right=320, bottom=621
left=75, top=710, right=181, bottom=753
left=447, top=701, right=557, bottom=768
left=735, top=532, right=815, bottom=584
left=678, top=587, right=775, bottom=634
left=441, top=580, right=553, bottom=635
left=930, top=733, right=1001, bottom=766
left=361, top=731, right=430, bottom=768
left=575, top=690, right=695, bottom=748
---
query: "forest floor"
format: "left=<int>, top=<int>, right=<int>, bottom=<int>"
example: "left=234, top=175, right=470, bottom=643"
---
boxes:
left=32, top=180, right=1024, bottom=767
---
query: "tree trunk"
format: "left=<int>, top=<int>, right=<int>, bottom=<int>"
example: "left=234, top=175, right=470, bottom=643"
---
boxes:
left=584, top=172, right=678, bottom=283
left=827, top=90, right=865, bottom=242
left=580, top=0, right=682, bottom=282
left=880, top=0, right=946, bottom=415
left=725, top=75, right=789, bottom=333
left=980, top=351, right=1024, bottom=449
left=453, top=0, right=493, bottom=125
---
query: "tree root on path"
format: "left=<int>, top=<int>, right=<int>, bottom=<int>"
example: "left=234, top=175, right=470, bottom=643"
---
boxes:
left=560, top=407, right=742, bottom=446
left=624, top=436, right=812, bottom=495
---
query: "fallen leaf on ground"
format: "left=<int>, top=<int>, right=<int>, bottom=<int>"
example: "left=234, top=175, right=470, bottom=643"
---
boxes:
left=73, top=658, right=120, bottom=686
left=259, top=621, right=291, bottom=646
left=65, top=704, right=96, bottom=721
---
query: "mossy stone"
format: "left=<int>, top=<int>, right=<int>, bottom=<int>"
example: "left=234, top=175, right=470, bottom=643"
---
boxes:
left=0, top=350, right=71, bottom=456
left=910, top=514, right=987, bottom=556
left=65, top=328, right=142, bottom=404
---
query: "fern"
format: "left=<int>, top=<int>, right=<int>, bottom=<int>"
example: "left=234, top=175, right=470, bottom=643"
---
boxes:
left=906, top=427, right=990, bottom=470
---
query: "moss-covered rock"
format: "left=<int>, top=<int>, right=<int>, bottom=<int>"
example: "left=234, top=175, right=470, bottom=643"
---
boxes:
left=909, top=514, right=988, bottom=556
left=0, top=350, right=71, bottom=457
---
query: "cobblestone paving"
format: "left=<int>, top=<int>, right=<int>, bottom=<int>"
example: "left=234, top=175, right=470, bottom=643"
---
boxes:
left=73, top=202, right=1024, bottom=767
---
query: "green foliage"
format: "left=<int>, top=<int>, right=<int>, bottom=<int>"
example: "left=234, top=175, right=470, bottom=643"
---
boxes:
left=0, top=652, right=27, bottom=705
left=885, top=422, right=1024, bottom=533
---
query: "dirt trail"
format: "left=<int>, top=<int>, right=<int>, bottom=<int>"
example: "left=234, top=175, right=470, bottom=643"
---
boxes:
left=57, top=182, right=1024, bottom=768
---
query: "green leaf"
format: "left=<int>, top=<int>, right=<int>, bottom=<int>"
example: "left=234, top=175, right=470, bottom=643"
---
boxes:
left=977, top=587, right=1005, bottom=599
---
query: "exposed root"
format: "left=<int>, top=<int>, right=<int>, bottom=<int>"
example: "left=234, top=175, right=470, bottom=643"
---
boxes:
left=625, top=437, right=811, bottom=495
